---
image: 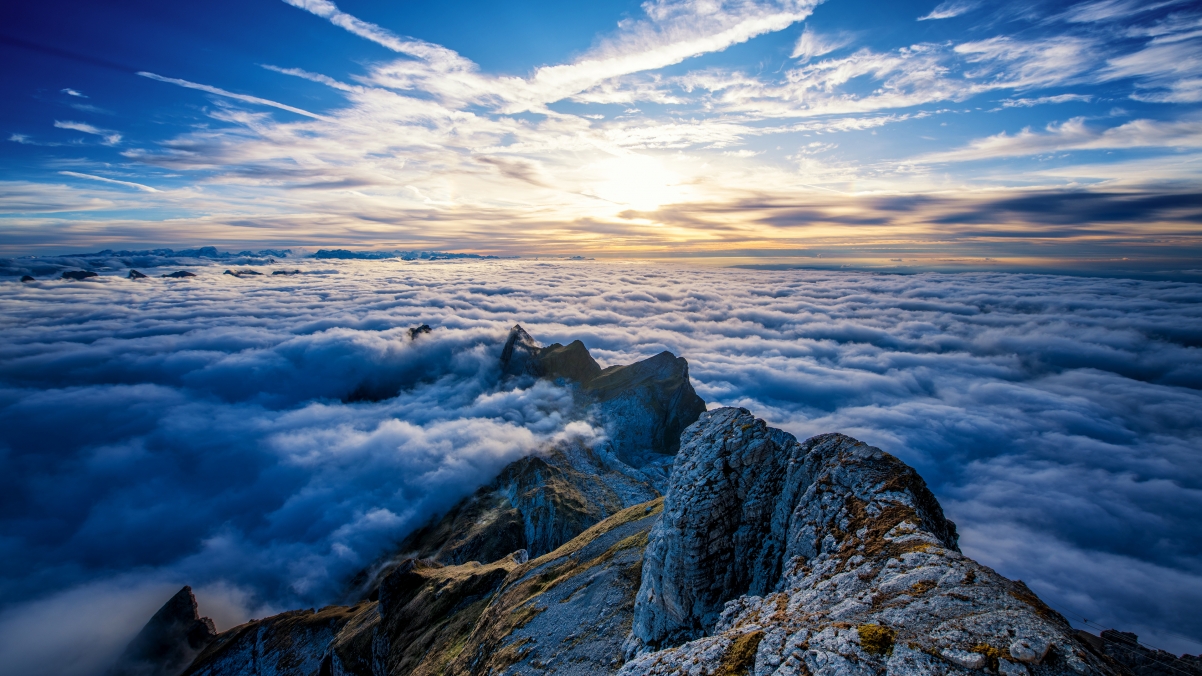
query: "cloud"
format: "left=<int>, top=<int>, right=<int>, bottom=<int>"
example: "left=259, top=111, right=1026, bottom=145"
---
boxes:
left=917, top=0, right=979, bottom=21
left=916, top=116, right=1202, bottom=162
left=58, top=171, right=159, bottom=193
left=137, top=72, right=328, bottom=120
left=790, top=25, right=853, bottom=62
left=1, top=260, right=1200, bottom=673
left=998, top=93, right=1093, bottom=108
left=61, top=88, right=87, bottom=98
left=54, top=120, right=121, bottom=145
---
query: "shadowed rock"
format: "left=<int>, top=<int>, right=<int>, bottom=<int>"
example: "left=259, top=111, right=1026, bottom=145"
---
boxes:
left=20, top=275, right=34, bottom=282
left=62, top=270, right=98, bottom=280
left=108, top=586, right=216, bottom=676
left=128, top=269, right=148, bottom=279
left=162, top=271, right=196, bottom=278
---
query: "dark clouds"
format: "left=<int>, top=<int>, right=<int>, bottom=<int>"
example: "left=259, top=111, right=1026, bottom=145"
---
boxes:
left=1, top=260, right=1201, bottom=673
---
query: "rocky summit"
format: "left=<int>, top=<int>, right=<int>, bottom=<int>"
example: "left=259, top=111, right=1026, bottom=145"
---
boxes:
left=111, top=326, right=1191, bottom=676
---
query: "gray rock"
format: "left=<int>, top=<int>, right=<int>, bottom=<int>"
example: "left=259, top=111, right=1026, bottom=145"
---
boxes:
left=622, top=407, right=1120, bottom=676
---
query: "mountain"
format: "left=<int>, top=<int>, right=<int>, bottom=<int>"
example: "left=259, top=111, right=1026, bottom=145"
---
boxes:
left=107, top=586, right=217, bottom=676
left=113, top=326, right=1191, bottom=676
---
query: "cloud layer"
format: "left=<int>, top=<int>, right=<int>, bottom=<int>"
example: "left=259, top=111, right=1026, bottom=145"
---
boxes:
left=6, top=0, right=1202, bottom=258
left=1, top=259, right=1200, bottom=673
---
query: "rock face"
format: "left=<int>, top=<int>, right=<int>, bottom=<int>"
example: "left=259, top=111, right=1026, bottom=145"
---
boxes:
left=622, top=408, right=1118, bottom=676
left=1077, top=630, right=1202, bottom=676
left=162, top=271, right=196, bottom=278
left=501, top=324, right=707, bottom=468
left=114, top=336, right=1158, bottom=676
left=108, top=586, right=217, bottom=676
left=128, top=269, right=148, bottom=279
left=62, top=270, right=98, bottom=280
left=344, top=326, right=701, bottom=598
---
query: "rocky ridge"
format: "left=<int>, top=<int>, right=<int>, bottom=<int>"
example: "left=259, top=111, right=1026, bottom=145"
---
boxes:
left=110, top=327, right=1191, bottom=676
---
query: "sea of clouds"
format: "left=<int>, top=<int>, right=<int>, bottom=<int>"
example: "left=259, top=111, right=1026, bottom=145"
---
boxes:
left=1, top=259, right=1200, bottom=674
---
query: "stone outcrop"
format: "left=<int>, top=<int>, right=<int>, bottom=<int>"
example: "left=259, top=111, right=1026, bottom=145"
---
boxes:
left=162, top=271, right=196, bottom=278
left=128, top=269, right=148, bottom=279
left=114, top=339, right=1171, bottom=676
left=622, top=408, right=1119, bottom=676
left=108, top=586, right=217, bottom=676
left=501, top=324, right=706, bottom=468
left=1077, top=630, right=1202, bottom=676
left=62, top=270, right=98, bottom=280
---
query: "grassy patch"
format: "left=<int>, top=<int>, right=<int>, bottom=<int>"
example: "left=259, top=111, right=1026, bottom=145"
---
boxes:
left=858, top=624, right=896, bottom=657
left=717, top=631, right=765, bottom=676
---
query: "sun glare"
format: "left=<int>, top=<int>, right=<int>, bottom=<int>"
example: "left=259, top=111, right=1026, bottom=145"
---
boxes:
left=588, top=154, right=682, bottom=211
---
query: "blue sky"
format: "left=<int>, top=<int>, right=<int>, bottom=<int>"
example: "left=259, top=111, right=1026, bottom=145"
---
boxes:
left=2, top=0, right=1202, bottom=263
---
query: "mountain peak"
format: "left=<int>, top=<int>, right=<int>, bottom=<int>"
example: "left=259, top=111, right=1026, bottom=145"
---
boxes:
left=107, top=586, right=215, bottom=676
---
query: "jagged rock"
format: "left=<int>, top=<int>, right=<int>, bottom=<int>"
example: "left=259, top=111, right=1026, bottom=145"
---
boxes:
left=222, top=269, right=261, bottom=277
left=183, top=604, right=373, bottom=676
left=354, top=438, right=661, bottom=597
left=1077, top=629, right=1202, bottom=676
left=500, top=324, right=543, bottom=379
left=447, top=499, right=664, bottom=676
left=271, top=269, right=301, bottom=275
left=128, top=269, right=148, bottom=279
left=162, top=271, right=196, bottom=278
left=621, top=407, right=1119, bottom=676
left=62, top=270, right=98, bottom=280
left=20, top=274, right=35, bottom=282
left=108, top=586, right=216, bottom=676
left=498, top=324, right=706, bottom=467
left=123, top=347, right=1142, bottom=676
left=408, top=324, right=432, bottom=339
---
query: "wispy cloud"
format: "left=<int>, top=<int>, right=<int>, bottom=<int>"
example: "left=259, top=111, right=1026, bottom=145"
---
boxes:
left=998, top=93, right=1093, bottom=108
left=58, top=171, right=160, bottom=192
left=137, top=72, right=329, bottom=119
left=60, top=88, right=86, bottom=98
left=917, top=0, right=979, bottom=21
left=53, top=120, right=121, bottom=145
left=791, top=25, right=853, bottom=62
left=916, top=117, right=1202, bottom=163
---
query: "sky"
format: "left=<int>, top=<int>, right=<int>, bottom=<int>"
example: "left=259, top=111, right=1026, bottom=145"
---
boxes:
left=1, top=0, right=1201, bottom=266
left=0, top=259, right=1200, bottom=675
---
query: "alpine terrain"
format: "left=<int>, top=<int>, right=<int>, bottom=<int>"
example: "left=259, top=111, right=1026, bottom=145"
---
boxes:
left=108, top=326, right=1200, bottom=676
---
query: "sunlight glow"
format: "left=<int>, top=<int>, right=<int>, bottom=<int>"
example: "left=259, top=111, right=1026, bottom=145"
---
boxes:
left=586, top=154, right=683, bottom=211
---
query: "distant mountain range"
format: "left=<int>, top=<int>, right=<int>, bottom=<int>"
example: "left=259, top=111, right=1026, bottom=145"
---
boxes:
left=107, top=326, right=1200, bottom=676
left=1, top=247, right=511, bottom=278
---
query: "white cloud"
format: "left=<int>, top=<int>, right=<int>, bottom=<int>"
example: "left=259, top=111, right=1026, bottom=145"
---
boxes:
left=918, top=116, right=1202, bottom=162
left=60, top=88, right=87, bottom=98
left=790, top=25, right=853, bottom=62
left=998, top=93, right=1093, bottom=108
left=1101, top=40, right=1202, bottom=103
left=137, top=72, right=329, bottom=119
left=917, top=0, right=978, bottom=21
left=58, top=171, right=160, bottom=193
left=54, top=120, right=122, bottom=145
left=1, top=261, right=1201, bottom=670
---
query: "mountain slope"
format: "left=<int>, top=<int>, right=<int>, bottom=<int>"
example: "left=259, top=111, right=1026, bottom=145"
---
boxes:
left=112, top=329, right=1178, bottom=676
